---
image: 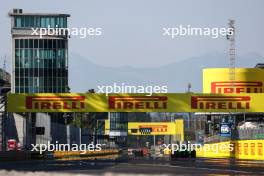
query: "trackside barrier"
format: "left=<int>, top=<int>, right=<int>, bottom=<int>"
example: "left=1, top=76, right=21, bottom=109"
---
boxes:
left=196, top=140, right=264, bottom=160
left=53, top=149, right=120, bottom=160
left=234, top=140, right=264, bottom=160
left=196, top=141, right=233, bottom=158
left=0, top=150, right=120, bottom=162
left=171, top=150, right=196, bottom=159
left=0, top=151, right=46, bottom=161
left=0, top=151, right=31, bottom=161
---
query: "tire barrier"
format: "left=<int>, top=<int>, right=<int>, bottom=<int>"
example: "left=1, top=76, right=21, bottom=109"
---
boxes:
left=170, top=150, right=196, bottom=159
left=133, top=150, right=144, bottom=157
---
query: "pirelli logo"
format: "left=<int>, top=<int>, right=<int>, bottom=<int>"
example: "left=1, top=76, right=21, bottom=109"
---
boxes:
left=26, top=96, right=86, bottom=110
left=191, top=96, right=251, bottom=110
left=139, top=125, right=168, bottom=132
left=211, top=81, right=263, bottom=93
left=108, top=96, right=167, bottom=110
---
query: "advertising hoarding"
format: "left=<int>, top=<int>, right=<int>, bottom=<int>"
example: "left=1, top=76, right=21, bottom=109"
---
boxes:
left=203, top=68, right=264, bottom=94
left=7, top=93, right=264, bottom=112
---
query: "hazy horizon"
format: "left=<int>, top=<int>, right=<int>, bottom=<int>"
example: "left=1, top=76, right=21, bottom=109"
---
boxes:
left=1, top=0, right=264, bottom=69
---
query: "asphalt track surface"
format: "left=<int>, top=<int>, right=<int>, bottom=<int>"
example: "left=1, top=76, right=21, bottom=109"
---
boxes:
left=0, top=158, right=264, bottom=175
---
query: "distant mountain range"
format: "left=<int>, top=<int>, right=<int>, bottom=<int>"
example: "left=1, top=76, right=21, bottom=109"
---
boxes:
left=69, top=52, right=264, bottom=93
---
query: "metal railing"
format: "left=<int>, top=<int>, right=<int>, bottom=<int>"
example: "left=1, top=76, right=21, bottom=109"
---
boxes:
left=234, top=128, right=264, bottom=140
left=204, top=127, right=264, bottom=144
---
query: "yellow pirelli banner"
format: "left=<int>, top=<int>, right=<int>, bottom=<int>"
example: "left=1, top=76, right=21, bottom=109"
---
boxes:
left=128, top=120, right=184, bottom=139
left=7, top=93, right=264, bottom=112
left=127, top=122, right=179, bottom=135
left=104, top=120, right=184, bottom=140
left=203, top=68, right=264, bottom=94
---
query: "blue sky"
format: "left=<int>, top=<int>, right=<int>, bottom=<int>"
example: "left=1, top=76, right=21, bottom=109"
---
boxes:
left=1, top=0, right=263, bottom=68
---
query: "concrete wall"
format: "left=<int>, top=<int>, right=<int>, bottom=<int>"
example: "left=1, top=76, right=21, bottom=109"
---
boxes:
left=35, top=113, right=51, bottom=145
left=12, top=113, right=25, bottom=146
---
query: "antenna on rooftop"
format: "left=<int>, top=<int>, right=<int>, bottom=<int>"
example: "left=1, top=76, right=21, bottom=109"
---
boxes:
left=227, top=19, right=236, bottom=86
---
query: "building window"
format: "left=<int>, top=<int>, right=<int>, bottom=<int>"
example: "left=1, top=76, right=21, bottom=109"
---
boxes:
left=34, top=39, right=39, bottom=48
left=21, top=16, right=25, bottom=27
left=19, top=39, right=24, bottom=48
left=44, top=39, right=48, bottom=48
left=25, top=39, right=28, bottom=48
left=15, top=17, right=22, bottom=27
left=59, top=17, right=64, bottom=28
left=41, top=17, right=46, bottom=28
left=15, top=40, right=19, bottom=48
left=45, top=17, right=50, bottom=28
left=50, top=17, right=55, bottom=28
left=12, top=16, right=68, bottom=28
left=29, top=39, right=33, bottom=48
left=13, top=38, right=68, bottom=93
left=24, top=16, right=29, bottom=27
left=29, top=16, right=34, bottom=27
left=34, top=16, right=40, bottom=27
left=39, top=39, right=43, bottom=48
left=15, top=78, right=19, bottom=86
left=34, top=77, right=39, bottom=87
